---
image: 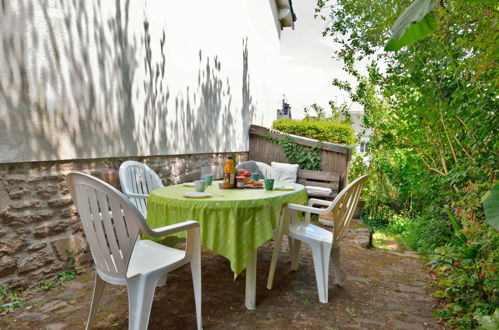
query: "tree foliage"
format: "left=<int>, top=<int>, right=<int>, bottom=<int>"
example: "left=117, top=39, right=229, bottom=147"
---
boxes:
left=316, top=0, right=498, bottom=327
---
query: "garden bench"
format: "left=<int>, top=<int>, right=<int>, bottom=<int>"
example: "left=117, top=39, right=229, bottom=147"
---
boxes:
left=297, top=169, right=340, bottom=199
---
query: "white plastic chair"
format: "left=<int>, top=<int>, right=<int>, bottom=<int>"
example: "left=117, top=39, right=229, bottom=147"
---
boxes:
left=66, top=172, right=202, bottom=330
left=267, top=175, right=369, bottom=303
left=119, top=161, right=164, bottom=217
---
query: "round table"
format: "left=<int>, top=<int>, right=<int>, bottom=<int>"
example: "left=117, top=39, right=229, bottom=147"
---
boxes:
left=146, top=181, right=307, bottom=309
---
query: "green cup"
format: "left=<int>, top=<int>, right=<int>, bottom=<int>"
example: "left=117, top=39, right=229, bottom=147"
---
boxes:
left=264, top=178, right=274, bottom=191
left=251, top=173, right=260, bottom=181
left=202, top=174, right=213, bottom=185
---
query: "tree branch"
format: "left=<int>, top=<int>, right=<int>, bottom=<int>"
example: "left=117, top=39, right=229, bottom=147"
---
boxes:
left=439, top=107, right=458, bottom=165
left=419, top=155, right=446, bottom=176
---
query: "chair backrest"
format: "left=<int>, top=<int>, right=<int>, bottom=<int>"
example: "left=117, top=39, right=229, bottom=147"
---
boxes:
left=328, top=175, right=369, bottom=246
left=67, top=172, right=146, bottom=283
left=119, top=161, right=163, bottom=215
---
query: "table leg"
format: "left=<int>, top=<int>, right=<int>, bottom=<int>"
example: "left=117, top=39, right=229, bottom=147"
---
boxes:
left=245, top=249, right=257, bottom=310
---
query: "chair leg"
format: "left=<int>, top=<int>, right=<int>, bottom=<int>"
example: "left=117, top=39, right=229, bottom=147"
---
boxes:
left=157, top=273, right=168, bottom=287
left=86, top=274, right=106, bottom=330
left=267, top=209, right=287, bottom=290
left=290, top=239, right=302, bottom=271
left=331, top=246, right=343, bottom=286
left=266, top=235, right=283, bottom=290
left=127, top=275, right=159, bottom=330
left=310, top=241, right=332, bottom=303
left=191, top=242, right=202, bottom=330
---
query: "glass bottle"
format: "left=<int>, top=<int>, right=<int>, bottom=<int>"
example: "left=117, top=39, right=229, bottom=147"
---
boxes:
left=223, top=155, right=236, bottom=189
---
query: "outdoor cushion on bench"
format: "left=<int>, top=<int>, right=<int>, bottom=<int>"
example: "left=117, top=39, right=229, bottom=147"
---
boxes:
left=271, top=161, right=299, bottom=182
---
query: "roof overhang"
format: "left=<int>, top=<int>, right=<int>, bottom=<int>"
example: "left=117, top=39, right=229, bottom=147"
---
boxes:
left=275, top=0, right=296, bottom=30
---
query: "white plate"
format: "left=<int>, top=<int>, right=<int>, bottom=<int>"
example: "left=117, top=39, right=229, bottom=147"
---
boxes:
left=183, top=192, right=213, bottom=198
left=183, top=182, right=195, bottom=187
left=274, top=186, right=295, bottom=191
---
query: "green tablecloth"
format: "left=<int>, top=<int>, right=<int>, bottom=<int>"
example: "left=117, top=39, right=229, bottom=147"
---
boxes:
left=147, top=181, right=307, bottom=275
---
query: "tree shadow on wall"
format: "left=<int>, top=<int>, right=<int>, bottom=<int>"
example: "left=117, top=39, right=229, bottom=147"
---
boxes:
left=0, top=0, right=138, bottom=161
left=171, top=39, right=255, bottom=154
left=241, top=37, right=255, bottom=144
left=139, top=20, right=169, bottom=155
left=171, top=52, right=234, bottom=153
left=0, top=1, right=256, bottom=161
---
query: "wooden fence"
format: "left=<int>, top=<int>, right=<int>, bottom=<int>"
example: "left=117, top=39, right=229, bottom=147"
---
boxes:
left=248, top=125, right=353, bottom=190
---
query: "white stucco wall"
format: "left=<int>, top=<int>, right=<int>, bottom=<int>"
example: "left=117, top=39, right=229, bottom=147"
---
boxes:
left=0, top=0, right=282, bottom=163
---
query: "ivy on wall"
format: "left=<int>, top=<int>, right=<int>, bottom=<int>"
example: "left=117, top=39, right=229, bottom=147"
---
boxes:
left=265, top=134, right=322, bottom=171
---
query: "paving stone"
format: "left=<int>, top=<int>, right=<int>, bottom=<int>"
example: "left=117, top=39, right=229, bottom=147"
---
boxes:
left=44, top=323, right=68, bottom=330
left=345, top=275, right=370, bottom=284
left=355, top=317, right=387, bottom=327
left=397, top=283, right=426, bottom=293
left=16, top=311, right=44, bottom=322
left=405, top=313, right=438, bottom=325
left=390, top=318, right=425, bottom=329
left=39, top=301, right=68, bottom=313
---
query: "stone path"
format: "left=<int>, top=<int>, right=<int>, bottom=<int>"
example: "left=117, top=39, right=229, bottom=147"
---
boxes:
left=0, top=222, right=444, bottom=329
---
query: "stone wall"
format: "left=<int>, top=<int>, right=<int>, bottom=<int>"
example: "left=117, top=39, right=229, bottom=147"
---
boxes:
left=0, top=152, right=247, bottom=288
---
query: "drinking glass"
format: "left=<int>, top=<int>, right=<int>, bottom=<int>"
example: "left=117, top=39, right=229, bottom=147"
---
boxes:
left=202, top=174, right=213, bottom=185
left=264, top=179, right=274, bottom=191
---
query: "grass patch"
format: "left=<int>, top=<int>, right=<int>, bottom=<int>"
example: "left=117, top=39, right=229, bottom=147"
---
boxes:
left=0, top=285, right=22, bottom=305
left=361, top=213, right=413, bottom=252
left=372, top=232, right=410, bottom=252
left=0, top=265, right=85, bottom=313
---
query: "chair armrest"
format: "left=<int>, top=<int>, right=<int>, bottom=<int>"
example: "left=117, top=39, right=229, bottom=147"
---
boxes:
left=287, top=203, right=330, bottom=214
left=126, top=193, right=148, bottom=199
left=145, top=220, right=200, bottom=238
left=308, top=198, right=332, bottom=207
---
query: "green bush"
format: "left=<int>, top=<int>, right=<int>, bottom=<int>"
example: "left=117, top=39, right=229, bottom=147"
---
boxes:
left=272, top=119, right=355, bottom=146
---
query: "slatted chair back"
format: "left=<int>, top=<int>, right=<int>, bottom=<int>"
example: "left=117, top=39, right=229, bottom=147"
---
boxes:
left=119, top=161, right=163, bottom=215
left=328, top=175, right=369, bottom=246
left=67, top=172, right=145, bottom=284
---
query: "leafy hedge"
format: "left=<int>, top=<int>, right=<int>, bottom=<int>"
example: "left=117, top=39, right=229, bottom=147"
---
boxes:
left=321, top=0, right=499, bottom=326
left=272, top=119, right=355, bottom=146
